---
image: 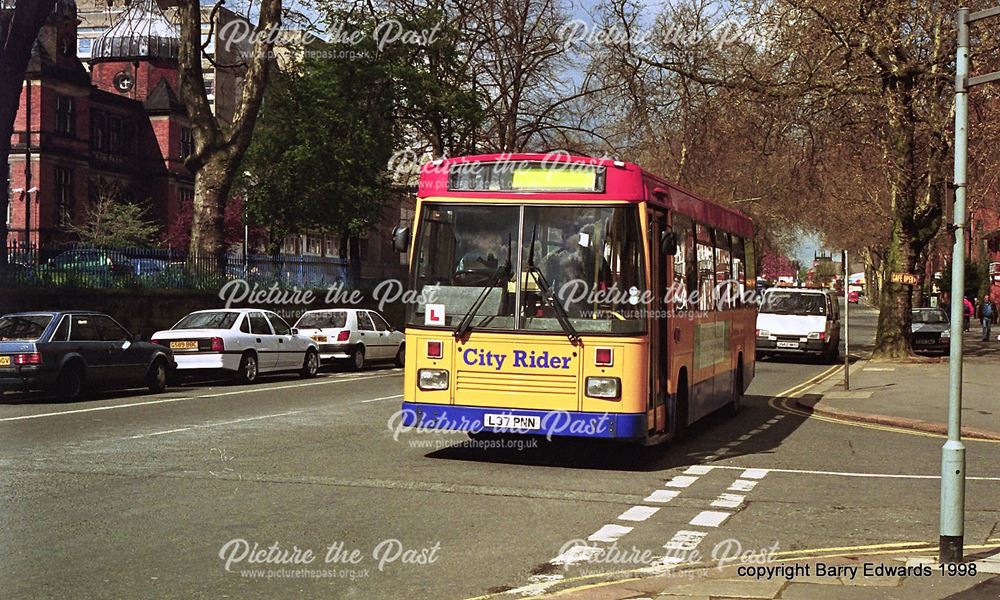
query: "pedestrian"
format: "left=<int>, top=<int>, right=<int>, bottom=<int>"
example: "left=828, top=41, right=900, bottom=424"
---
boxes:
left=964, top=296, right=974, bottom=332
left=976, top=294, right=997, bottom=341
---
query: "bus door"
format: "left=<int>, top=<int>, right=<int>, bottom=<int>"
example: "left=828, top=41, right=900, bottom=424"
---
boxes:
left=648, top=208, right=669, bottom=434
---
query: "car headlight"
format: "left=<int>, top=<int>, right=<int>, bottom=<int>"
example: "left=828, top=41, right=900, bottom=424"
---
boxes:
left=586, top=376, right=621, bottom=399
left=418, top=369, right=449, bottom=391
left=941, top=329, right=951, bottom=338
left=807, top=332, right=826, bottom=340
left=756, top=329, right=770, bottom=338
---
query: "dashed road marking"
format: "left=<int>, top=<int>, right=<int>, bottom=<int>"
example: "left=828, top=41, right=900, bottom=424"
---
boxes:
left=729, top=479, right=758, bottom=492
left=359, top=394, right=403, bottom=404
left=663, top=530, right=707, bottom=551
left=690, top=510, right=733, bottom=528
left=124, top=410, right=302, bottom=440
left=710, top=493, right=745, bottom=509
left=741, top=468, right=769, bottom=479
left=684, top=465, right=714, bottom=475
left=665, top=475, right=699, bottom=488
left=588, top=524, right=633, bottom=542
left=644, top=489, right=681, bottom=503
left=617, top=506, right=660, bottom=522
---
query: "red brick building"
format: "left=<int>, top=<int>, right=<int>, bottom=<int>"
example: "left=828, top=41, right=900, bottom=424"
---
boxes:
left=5, top=0, right=193, bottom=249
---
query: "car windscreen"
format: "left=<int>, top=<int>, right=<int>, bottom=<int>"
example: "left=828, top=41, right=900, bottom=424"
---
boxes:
left=760, top=292, right=827, bottom=315
left=0, top=315, right=53, bottom=341
left=172, top=312, right=240, bottom=330
left=296, top=311, right=347, bottom=329
left=912, top=310, right=947, bottom=324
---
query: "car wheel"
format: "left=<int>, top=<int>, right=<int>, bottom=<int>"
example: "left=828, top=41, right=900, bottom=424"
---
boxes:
left=54, top=365, right=84, bottom=401
left=394, top=344, right=405, bottom=368
left=237, top=352, right=259, bottom=384
left=147, top=359, right=168, bottom=393
left=301, top=349, right=319, bottom=378
left=350, top=346, right=365, bottom=371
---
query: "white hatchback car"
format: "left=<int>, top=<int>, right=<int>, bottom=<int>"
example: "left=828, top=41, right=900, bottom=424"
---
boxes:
left=151, top=309, right=320, bottom=383
left=294, top=309, right=404, bottom=370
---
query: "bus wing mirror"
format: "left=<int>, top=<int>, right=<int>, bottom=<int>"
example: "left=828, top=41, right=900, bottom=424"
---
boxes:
left=392, top=226, right=411, bottom=253
left=660, top=231, right=678, bottom=256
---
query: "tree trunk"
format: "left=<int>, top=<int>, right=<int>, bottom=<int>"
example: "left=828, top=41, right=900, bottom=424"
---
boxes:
left=0, top=0, right=57, bottom=266
left=349, top=235, right=361, bottom=287
left=189, top=153, right=237, bottom=267
left=873, top=214, right=917, bottom=358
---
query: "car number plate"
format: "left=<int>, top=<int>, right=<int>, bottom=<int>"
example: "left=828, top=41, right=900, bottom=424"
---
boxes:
left=312, top=336, right=327, bottom=343
left=169, top=340, right=198, bottom=350
left=484, top=413, right=541, bottom=431
left=915, top=339, right=934, bottom=345
left=777, top=341, right=799, bottom=349
left=0, top=356, right=10, bottom=366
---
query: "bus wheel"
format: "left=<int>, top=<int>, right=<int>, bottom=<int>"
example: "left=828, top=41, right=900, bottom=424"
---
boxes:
left=670, top=374, right=689, bottom=440
left=726, top=361, right=743, bottom=418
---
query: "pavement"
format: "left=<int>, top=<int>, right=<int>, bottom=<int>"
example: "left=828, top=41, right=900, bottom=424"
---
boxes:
left=797, top=330, right=1000, bottom=441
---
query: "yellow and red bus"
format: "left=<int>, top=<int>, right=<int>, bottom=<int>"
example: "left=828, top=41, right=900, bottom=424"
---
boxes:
left=395, top=154, right=755, bottom=444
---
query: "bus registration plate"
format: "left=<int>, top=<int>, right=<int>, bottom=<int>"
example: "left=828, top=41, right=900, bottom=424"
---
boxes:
left=484, top=413, right=541, bottom=431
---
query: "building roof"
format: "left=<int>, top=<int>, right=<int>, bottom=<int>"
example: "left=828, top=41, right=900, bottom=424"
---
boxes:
left=90, top=0, right=179, bottom=63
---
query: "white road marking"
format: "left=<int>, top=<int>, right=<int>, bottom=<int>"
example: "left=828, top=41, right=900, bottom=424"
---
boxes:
left=124, top=411, right=302, bottom=439
left=551, top=544, right=602, bottom=566
left=749, top=429, right=762, bottom=434
left=360, top=394, right=403, bottom=404
left=729, top=479, right=758, bottom=492
left=711, top=465, right=1000, bottom=482
left=758, top=423, right=771, bottom=429
left=865, top=367, right=896, bottom=371
left=767, top=418, right=780, bottom=424
left=711, top=493, right=745, bottom=509
left=725, top=440, right=742, bottom=447
left=738, top=434, right=752, bottom=441
left=773, top=414, right=786, bottom=420
left=617, top=506, right=660, bottom=522
left=588, top=524, right=633, bottom=542
left=713, top=447, right=731, bottom=454
left=741, top=468, right=769, bottom=479
left=0, top=373, right=398, bottom=422
left=690, top=510, right=732, bottom=527
left=644, top=489, right=681, bottom=503
left=663, top=530, right=707, bottom=551
left=684, top=465, right=714, bottom=475
left=665, top=475, right=699, bottom=488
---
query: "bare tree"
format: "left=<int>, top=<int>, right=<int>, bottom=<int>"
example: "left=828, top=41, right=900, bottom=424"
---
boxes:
left=0, top=0, right=56, bottom=266
left=174, top=0, right=283, bottom=264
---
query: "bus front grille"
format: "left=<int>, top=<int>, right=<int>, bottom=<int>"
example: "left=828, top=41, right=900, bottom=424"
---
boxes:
left=455, top=370, right=579, bottom=405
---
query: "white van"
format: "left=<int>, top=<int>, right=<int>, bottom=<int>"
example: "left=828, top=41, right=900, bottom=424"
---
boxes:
left=755, top=288, right=840, bottom=362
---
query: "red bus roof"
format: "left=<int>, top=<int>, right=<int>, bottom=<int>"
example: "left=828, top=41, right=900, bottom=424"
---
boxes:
left=417, top=153, right=753, bottom=238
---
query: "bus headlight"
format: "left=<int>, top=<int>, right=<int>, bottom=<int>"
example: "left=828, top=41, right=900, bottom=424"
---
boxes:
left=418, top=369, right=449, bottom=391
left=586, top=376, right=621, bottom=399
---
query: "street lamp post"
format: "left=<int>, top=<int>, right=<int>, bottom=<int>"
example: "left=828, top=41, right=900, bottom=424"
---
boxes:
left=941, top=5, right=1000, bottom=564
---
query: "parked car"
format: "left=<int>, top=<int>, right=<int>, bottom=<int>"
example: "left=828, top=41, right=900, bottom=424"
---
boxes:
left=848, top=290, right=861, bottom=304
left=0, top=311, right=175, bottom=400
left=755, top=288, right=841, bottom=362
left=294, top=309, right=404, bottom=370
left=151, top=309, right=319, bottom=383
left=40, top=248, right=135, bottom=275
left=911, top=308, right=950, bottom=354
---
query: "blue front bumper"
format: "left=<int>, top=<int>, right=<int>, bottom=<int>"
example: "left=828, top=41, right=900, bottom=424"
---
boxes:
left=400, top=402, right=647, bottom=440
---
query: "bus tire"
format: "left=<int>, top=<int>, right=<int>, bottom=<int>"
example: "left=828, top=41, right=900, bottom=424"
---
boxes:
left=670, top=371, right=689, bottom=440
left=726, top=358, right=743, bottom=418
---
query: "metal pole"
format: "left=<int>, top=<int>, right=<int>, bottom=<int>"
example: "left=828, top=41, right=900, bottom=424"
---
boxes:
left=843, top=250, right=850, bottom=391
left=940, top=6, right=970, bottom=565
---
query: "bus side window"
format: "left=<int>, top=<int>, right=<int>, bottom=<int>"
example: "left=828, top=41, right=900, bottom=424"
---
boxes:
left=672, top=214, right=694, bottom=310
left=695, top=223, right=715, bottom=311
left=733, top=236, right=746, bottom=307
left=714, top=230, right=732, bottom=310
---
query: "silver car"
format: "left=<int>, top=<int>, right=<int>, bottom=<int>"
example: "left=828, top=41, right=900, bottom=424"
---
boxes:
left=294, top=309, right=404, bottom=370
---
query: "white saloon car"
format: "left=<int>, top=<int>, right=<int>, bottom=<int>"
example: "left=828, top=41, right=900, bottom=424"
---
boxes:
left=151, top=309, right=319, bottom=383
left=294, top=309, right=404, bottom=370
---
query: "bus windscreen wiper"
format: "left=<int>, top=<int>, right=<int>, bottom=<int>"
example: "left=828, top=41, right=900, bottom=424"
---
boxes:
left=525, top=225, right=580, bottom=345
left=454, top=233, right=512, bottom=339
